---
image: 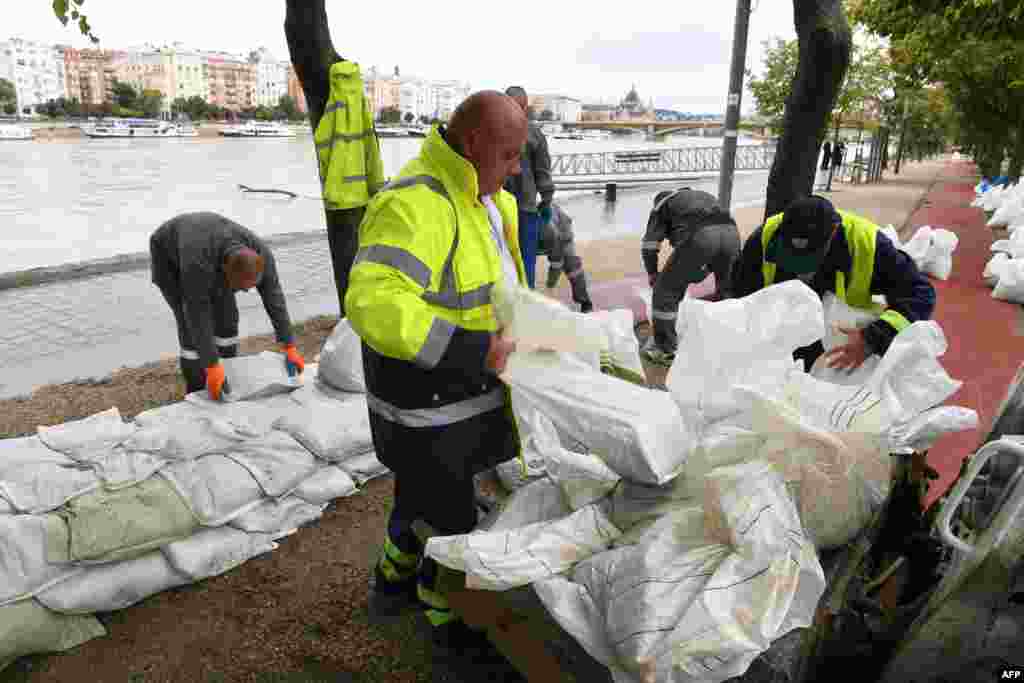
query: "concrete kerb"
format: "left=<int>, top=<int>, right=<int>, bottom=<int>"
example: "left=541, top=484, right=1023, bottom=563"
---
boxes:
left=0, top=229, right=330, bottom=292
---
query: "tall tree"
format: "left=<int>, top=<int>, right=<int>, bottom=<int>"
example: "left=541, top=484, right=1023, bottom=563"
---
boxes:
left=747, top=38, right=799, bottom=133
left=140, top=89, right=164, bottom=118
left=51, top=0, right=98, bottom=43
left=111, top=81, right=138, bottom=110
left=0, top=78, right=15, bottom=110
left=764, top=0, right=854, bottom=218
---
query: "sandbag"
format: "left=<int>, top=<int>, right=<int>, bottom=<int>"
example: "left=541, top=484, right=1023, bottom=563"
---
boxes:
left=218, top=430, right=319, bottom=498
left=292, top=465, right=358, bottom=504
left=426, top=503, right=622, bottom=591
left=493, top=280, right=609, bottom=354
left=339, top=451, right=389, bottom=485
left=809, top=293, right=881, bottom=386
left=992, top=258, right=1024, bottom=303
left=503, top=351, right=696, bottom=485
left=0, top=436, right=100, bottom=514
left=534, top=460, right=824, bottom=683
left=987, top=197, right=1024, bottom=228
left=529, top=408, right=622, bottom=510
left=899, top=225, right=934, bottom=266
left=230, top=496, right=327, bottom=534
left=36, top=406, right=135, bottom=456
left=272, top=390, right=373, bottom=464
left=666, top=279, right=824, bottom=424
left=124, top=415, right=269, bottom=461
left=984, top=252, right=1011, bottom=287
left=480, top=477, right=571, bottom=533
left=162, top=526, right=278, bottom=581
left=317, top=318, right=366, bottom=393
left=58, top=475, right=199, bottom=564
left=922, top=228, right=958, bottom=280
left=0, top=514, right=81, bottom=606
left=591, top=308, right=646, bottom=383
left=0, top=599, right=105, bottom=673
left=161, top=454, right=265, bottom=526
left=36, top=550, right=189, bottom=615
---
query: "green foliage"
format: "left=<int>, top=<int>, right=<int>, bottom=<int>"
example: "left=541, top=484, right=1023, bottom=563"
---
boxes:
left=746, top=38, right=798, bottom=132
left=376, top=106, right=401, bottom=124
left=0, top=78, right=15, bottom=109
left=275, top=95, right=300, bottom=121
left=139, top=89, right=163, bottom=118
left=403, top=112, right=415, bottom=124
left=111, top=81, right=138, bottom=110
left=3, top=103, right=15, bottom=116
left=52, top=0, right=98, bottom=43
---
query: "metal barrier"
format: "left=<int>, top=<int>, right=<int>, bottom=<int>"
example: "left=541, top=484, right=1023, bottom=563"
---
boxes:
left=550, top=144, right=777, bottom=178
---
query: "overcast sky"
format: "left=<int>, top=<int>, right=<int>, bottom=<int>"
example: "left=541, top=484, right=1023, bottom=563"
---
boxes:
left=11, top=0, right=798, bottom=113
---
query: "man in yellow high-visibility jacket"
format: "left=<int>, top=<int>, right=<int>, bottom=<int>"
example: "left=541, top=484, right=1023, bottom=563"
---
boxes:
left=345, top=91, right=526, bottom=653
left=733, top=195, right=936, bottom=372
left=285, top=0, right=384, bottom=318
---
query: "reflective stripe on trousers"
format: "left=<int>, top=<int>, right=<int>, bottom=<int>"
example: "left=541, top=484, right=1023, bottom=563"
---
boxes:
left=366, top=388, right=506, bottom=428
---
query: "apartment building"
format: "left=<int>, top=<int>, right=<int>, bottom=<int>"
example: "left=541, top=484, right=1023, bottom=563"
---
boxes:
left=0, top=38, right=65, bottom=113
left=286, top=65, right=307, bottom=114
left=203, top=51, right=255, bottom=111
left=249, top=47, right=287, bottom=108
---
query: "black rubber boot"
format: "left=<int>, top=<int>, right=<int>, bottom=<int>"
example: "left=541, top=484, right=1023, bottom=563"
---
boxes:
left=180, top=356, right=206, bottom=394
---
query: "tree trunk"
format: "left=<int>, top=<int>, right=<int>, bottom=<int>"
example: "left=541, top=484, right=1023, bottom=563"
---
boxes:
left=764, top=0, right=853, bottom=219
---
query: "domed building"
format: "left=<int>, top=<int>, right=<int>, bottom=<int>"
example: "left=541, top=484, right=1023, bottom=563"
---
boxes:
left=616, top=84, right=652, bottom=121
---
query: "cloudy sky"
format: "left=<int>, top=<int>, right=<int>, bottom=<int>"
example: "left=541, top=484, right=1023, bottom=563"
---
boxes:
left=12, top=0, right=798, bottom=113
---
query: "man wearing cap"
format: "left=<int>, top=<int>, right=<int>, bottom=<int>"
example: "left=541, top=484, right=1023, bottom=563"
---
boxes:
left=733, top=196, right=936, bottom=371
left=640, top=187, right=741, bottom=366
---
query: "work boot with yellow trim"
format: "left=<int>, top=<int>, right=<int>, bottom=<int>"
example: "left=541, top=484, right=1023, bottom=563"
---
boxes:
left=369, top=530, right=422, bottom=618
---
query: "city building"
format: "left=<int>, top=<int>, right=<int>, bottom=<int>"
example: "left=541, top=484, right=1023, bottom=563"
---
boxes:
left=431, top=80, right=470, bottom=120
left=249, top=47, right=287, bottom=108
left=528, top=93, right=581, bottom=122
left=286, top=65, right=307, bottom=114
left=580, top=104, right=616, bottom=122
left=202, top=51, right=256, bottom=112
left=59, top=47, right=124, bottom=107
left=0, top=38, right=66, bottom=114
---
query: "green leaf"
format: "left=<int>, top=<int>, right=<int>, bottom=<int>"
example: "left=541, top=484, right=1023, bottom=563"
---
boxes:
left=52, top=0, right=69, bottom=24
left=71, top=10, right=79, bottom=19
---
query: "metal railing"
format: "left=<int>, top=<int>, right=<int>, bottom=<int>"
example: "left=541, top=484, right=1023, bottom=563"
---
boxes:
left=550, top=144, right=777, bottom=178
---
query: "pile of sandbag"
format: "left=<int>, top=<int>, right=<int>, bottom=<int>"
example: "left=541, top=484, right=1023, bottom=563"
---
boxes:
left=425, top=280, right=976, bottom=683
left=974, top=182, right=1024, bottom=300
left=0, top=336, right=387, bottom=672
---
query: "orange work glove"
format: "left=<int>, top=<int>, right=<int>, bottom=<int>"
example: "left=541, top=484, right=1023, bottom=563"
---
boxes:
left=206, top=363, right=227, bottom=401
left=283, top=343, right=305, bottom=376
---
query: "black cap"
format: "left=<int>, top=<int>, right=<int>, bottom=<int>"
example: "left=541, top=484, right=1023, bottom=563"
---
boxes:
left=775, top=196, right=842, bottom=274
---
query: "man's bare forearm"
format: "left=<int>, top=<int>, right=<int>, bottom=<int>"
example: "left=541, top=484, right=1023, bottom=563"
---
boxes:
left=284, top=0, right=342, bottom=130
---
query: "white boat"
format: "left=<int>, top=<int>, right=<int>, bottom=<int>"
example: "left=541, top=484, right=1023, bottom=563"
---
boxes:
left=0, top=123, right=33, bottom=140
left=84, top=119, right=198, bottom=139
left=220, top=121, right=295, bottom=138
left=376, top=126, right=410, bottom=138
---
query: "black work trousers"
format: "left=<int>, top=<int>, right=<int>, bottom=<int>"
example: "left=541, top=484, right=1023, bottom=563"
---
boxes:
left=326, top=206, right=366, bottom=319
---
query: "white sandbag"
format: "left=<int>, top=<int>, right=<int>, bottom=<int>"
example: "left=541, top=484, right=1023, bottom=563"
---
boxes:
left=338, top=451, right=389, bottom=485
left=162, top=526, right=278, bottom=581
left=667, top=279, right=824, bottom=424
left=0, top=599, right=105, bottom=673
left=503, top=351, right=696, bottom=485
left=125, top=414, right=270, bottom=461
left=36, top=551, right=188, bottom=615
left=36, top=406, right=135, bottom=456
left=292, top=465, right=358, bottom=504
left=219, top=430, right=319, bottom=498
left=58, top=475, right=199, bottom=564
left=481, top=477, right=571, bottom=533
left=899, top=225, right=933, bottom=266
left=887, top=406, right=979, bottom=453
left=984, top=253, right=1011, bottom=287
left=272, top=391, right=373, bottom=464
left=987, top=197, right=1024, bottom=228
left=0, top=499, right=12, bottom=515
left=922, top=228, right=958, bottom=280
left=230, top=496, right=327, bottom=534
left=535, top=460, right=824, bottom=683
left=220, top=351, right=303, bottom=402
left=592, top=308, right=646, bottom=382
left=0, top=515, right=81, bottom=606
left=495, top=451, right=547, bottom=492
left=992, top=258, right=1024, bottom=302
left=493, top=280, right=610, bottom=354
left=426, top=503, right=622, bottom=591
left=809, top=293, right=882, bottom=386
left=318, top=317, right=366, bottom=393
left=161, top=455, right=264, bottom=526
left=530, top=407, right=622, bottom=510
left=0, top=436, right=100, bottom=514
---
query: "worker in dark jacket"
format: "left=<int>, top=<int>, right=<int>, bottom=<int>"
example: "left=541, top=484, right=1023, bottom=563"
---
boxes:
left=150, top=212, right=305, bottom=399
left=733, top=195, right=936, bottom=372
left=502, top=85, right=555, bottom=289
left=542, top=203, right=593, bottom=313
left=285, top=0, right=384, bottom=319
left=641, top=188, right=741, bottom=366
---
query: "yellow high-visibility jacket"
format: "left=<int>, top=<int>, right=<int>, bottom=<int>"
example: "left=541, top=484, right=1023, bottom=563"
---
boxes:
left=314, top=61, right=385, bottom=210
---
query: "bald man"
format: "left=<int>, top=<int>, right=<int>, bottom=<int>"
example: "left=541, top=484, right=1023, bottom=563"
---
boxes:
left=150, top=212, right=305, bottom=400
left=346, top=91, right=526, bottom=652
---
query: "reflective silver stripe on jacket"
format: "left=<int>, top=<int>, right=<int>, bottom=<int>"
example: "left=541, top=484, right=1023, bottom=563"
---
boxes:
left=316, top=130, right=374, bottom=150
left=414, top=317, right=456, bottom=369
left=354, top=244, right=432, bottom=289
left=214, top=336, right=239, bottom=347
left=180, top=348, right=200, bottom=360
left=366, top=387, right=506, bottom=427
left=342, top=175, right=368, bottom=183
left=652, top=309, right=678, bottom=320
left=378, top=175, right=494, bottom=311
left=323, top=101, right=348, bottom=115
left=641, top=241, right=661, bottom=250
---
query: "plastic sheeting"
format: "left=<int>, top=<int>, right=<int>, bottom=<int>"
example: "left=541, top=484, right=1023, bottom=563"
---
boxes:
left=534, top=460, right=824, bottom=683
left=493, top=280, right=610, bottom=354
left=503, top=351, right=696, bottom=485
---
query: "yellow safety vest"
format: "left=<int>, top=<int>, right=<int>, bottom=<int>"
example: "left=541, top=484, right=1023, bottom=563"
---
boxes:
left=314, top=62, right=385, bottom=210
left=761, top=210, right=910, bottom=334
left=346, top=126, right=526, bottom=368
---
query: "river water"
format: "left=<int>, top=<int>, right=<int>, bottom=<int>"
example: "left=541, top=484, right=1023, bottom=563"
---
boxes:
left=0, top=132, right=770, bottom=273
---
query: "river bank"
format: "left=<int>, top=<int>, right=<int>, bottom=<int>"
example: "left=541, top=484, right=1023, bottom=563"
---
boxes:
left=21, top=121, right=311, bottom=141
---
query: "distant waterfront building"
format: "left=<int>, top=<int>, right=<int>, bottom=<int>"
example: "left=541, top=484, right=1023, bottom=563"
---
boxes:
left=201, top=50, right=256, bottom=112
left=0, top=38, right=65, bottom=114
left=249, top=47, right=287, bottom=108
left=528, top=93, right=581, bottom=122
left=580, top=104, right=616, bottom=122
left=58, top=46, right=124, bottom=107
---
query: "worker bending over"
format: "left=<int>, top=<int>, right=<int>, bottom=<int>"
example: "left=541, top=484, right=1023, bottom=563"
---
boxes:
left=150, top=212, right=305, bottom=400
left=732, top=195, right=936, bottom=371
left=641, top=187, right=741, bottom=366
